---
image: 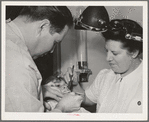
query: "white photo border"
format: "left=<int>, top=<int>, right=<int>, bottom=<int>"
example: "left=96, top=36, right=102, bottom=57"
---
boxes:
left=1, top=1, right=148, bottom=121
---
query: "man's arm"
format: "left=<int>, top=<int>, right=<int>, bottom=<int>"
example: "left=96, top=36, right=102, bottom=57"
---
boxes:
left=6, top=46, right=44, bottom=112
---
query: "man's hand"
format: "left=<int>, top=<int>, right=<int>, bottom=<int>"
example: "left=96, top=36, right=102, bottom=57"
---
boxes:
left=55, top=92, right=83, bottom=112
left=42, top=84, right=64, bottom=111
left=42, top=84, right=63, bottom=102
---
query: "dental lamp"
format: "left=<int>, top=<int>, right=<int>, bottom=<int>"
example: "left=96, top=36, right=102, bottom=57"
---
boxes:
left=75, top=6, right=109, bottom=82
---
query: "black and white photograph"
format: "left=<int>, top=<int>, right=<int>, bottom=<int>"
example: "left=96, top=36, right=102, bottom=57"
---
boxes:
left=1, top=1, right=148, bottom=121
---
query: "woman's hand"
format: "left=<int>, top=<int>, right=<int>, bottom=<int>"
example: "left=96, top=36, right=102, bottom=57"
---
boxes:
left=63, top=67, right=80, bottom=86
left=63, top=67, right=85, bottom=95
left=55, top=92, right=83, bottom=112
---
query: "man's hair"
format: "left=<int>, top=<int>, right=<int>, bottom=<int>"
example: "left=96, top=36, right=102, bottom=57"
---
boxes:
left=19, top=6, right=73, bottom=33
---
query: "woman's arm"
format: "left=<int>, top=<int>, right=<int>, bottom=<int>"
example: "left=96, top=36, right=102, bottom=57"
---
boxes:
left=72, top=83, right=96, bottom=107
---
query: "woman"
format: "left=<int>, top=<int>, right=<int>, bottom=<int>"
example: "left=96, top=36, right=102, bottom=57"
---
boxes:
left=66, top=19, right=143, bottom=113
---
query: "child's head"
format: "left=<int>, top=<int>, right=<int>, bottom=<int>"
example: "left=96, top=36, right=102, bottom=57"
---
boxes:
left=52, top=76, right=67, bottom=87
left=49, top=76, right=70, bottom=94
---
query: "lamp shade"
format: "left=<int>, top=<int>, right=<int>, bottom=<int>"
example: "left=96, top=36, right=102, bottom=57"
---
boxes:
left=75, top=6, right=110, bottom=32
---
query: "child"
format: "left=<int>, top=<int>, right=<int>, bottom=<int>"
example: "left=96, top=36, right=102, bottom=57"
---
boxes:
left=43, top=75, right=71, bottom=110
left=43, top=75, right=89, bottom=113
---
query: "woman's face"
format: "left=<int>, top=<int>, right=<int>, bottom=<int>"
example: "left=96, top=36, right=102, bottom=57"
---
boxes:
left=105, top=39, right=133, bottom=76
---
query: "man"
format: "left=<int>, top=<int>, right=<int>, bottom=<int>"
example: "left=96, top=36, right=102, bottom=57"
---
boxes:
left=6, top=6, right=83, bottom=112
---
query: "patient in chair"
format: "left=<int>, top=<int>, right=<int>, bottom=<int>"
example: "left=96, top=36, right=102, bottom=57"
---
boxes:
left=43, top=75, right=89, bottom=113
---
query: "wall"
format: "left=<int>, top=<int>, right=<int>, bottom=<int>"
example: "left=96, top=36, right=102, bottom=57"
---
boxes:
left=61, top=6, right=143, bottom=89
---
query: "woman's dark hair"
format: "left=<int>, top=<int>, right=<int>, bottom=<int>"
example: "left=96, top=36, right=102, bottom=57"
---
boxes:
left=18, top=6, right=73, bottom=33
left=102, top=19, right=143, bottom=55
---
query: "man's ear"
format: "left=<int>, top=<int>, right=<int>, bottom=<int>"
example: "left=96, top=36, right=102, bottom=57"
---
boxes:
left=131, top=50, right=139, bottom=59
left=38, top=19, right=50, bottom=36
